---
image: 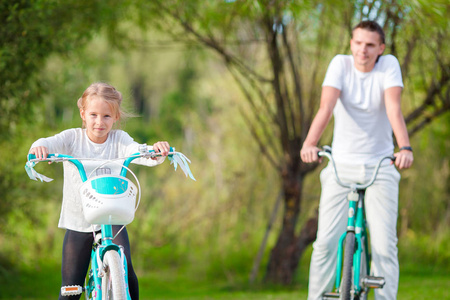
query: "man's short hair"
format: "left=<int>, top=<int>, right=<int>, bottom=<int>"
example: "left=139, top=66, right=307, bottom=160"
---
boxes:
left=352, top=20, right=385, bottom=44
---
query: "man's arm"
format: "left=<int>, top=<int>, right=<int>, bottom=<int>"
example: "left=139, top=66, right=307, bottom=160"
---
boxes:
left=385, top=86, right=414, bottom=169
left=300, top=86, right=340, bottom=163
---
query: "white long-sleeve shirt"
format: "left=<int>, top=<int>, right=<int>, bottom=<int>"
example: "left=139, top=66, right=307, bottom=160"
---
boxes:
left=31, top=128, right=165, bottom=232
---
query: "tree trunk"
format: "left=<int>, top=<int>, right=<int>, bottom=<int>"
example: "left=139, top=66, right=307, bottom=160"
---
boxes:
left=265, top=168, right=318, bottom=284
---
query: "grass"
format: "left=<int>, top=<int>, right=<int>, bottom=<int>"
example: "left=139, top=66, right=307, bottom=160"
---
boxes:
left=0, top=263, right=448, bottom=299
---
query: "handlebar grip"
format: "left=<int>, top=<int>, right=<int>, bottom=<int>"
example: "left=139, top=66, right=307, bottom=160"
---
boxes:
left=148, top=147, right=175, bottom=153
left=147, top=146, right=174, bottom=154
left=317, top=146, right=332, bottom=158
left=28, top=153, right=57, bottom=161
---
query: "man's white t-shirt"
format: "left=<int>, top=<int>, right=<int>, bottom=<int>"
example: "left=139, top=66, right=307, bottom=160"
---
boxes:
left=31, top=128, right=165, bottom=232
left=322, top=54, right=403, bottom=165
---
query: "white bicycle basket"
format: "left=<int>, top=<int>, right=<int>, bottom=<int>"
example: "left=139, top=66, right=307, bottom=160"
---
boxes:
left=80, top=175, right=137, bottom=225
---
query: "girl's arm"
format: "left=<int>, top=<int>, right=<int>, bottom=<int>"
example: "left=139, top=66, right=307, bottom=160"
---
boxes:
left=29, top=129, right=75, bottom=157
left=120, top=131, right=169, bottom=166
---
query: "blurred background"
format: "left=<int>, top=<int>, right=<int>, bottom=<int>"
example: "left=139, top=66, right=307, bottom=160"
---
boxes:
left=0, top=0, right=448, bottom=299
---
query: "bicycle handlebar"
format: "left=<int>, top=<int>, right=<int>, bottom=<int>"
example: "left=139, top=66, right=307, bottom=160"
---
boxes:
left=317, top=146, right=395, bottom=190
left=26, top=146, right=196, bottom=182
left=27, top=153, right=89, bottom=181
left=27, top=147, right=176, bottom=163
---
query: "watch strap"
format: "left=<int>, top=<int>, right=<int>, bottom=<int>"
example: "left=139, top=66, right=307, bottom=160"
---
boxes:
left=399, top=146, right=413, bottom=152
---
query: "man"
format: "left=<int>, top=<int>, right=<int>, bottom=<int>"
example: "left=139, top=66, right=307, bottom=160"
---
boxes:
left=301, top=21, right=413, bottom=300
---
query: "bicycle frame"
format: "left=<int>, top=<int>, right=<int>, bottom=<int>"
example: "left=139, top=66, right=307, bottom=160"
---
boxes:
left=27, top=152, right=143, bottom=299
left=26, top=146, right=194, bottom=299
left=319, top=147, right=391, bottom=299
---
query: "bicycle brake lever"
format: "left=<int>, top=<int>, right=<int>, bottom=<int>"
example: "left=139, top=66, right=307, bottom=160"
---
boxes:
left=138, top=143, right=148, bottom=153
left=322, top=145, right=332, bottom=154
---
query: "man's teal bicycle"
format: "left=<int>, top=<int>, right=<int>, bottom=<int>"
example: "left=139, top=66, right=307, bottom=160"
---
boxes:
left=318, top=146, right=392, bottom=300
left=26, top=145, right=195, bottom=299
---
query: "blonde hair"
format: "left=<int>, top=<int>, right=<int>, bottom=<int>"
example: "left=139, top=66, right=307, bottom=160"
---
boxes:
left=77, top=82, right=132, bottom=128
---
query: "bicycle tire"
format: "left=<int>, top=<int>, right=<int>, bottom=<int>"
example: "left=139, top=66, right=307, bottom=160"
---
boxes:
left=102, top=250, right=127, bottom=300
left=359, top=236, right=368, bottom=300
left=341, top=232, right=355, bottom=300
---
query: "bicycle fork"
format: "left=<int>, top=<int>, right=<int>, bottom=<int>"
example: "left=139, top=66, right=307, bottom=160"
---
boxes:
left=92, top=225, right=131, bottom=300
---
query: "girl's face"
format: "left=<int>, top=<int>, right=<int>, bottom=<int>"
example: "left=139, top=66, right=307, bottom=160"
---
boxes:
left=80, top=96, right=117, bottom=143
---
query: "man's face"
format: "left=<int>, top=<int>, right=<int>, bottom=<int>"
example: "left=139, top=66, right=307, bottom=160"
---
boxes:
left=350, top=28, right=385, bottom=72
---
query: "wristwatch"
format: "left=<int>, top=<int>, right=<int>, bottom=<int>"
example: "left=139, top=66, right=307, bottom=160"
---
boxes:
left=399, top=146, right=413, bottom=152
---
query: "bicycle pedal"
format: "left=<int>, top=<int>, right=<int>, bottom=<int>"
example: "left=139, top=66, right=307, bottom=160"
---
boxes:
left=61, top=285, right=83, bottom=296
left=323, top=292, right=340, bottom=299
left=361, top=275, right=385, bottom=288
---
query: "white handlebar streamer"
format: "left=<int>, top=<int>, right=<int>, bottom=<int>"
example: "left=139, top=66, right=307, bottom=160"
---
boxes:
left=25, top=161, right=54, bottom=182
left=168, top=152, right=196, bottom=181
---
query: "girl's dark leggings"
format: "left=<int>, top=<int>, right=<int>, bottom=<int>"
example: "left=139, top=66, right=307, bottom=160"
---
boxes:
left=58, top=226, right=139, bottom=300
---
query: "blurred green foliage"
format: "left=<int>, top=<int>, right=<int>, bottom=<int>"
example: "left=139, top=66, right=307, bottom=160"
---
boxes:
left=0, top=0, right=448, bottom=296
left=0, top=0, right=123, bottom=138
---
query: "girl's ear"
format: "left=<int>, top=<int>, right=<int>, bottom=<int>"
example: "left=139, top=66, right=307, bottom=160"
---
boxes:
left=80, top=109, right=85, bottom=121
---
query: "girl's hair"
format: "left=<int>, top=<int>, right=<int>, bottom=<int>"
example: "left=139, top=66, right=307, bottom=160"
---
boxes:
left=77, top=82, right=132, bottom=128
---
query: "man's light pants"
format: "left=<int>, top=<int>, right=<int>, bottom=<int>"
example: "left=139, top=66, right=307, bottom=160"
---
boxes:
left=308, top=162, right=401, bottom=300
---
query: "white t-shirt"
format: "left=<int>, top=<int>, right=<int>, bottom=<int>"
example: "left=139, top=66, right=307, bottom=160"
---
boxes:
left=322, top=54, right=403, bottom=165
left=31, top=128, right=165, bottom=232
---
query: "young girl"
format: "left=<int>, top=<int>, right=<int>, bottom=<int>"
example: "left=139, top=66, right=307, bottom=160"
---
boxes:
left=30, top=82, right=170, bottom=300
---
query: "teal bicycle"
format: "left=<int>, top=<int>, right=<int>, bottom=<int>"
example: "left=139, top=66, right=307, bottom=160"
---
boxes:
left=26, top=145, right=194, bottom=299
left=318, top=146, right=392, bottom=300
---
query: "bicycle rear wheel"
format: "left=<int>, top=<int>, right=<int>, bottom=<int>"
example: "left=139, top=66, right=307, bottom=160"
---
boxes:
left=341, top=232, right=355, bottom=300
left=102, top=250, right=127, bottom=300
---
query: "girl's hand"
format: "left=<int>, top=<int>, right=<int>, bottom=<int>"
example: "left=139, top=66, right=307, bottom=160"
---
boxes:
left=30, top=146, right=49, bottom=160
left=152, top=141, right=170, bottom=160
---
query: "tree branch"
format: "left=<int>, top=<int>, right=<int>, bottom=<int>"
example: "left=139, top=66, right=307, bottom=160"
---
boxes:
left=156, top=2, right=272, bottom=83
left=281, top=23, right=302, bottom=142
left=239, top=106, right=281, bottom=171
left=264, top=14, right=290, bottom=152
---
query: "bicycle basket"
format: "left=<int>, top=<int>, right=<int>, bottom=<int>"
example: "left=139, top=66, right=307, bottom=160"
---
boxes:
left=80, top=175, right=137, bottom=225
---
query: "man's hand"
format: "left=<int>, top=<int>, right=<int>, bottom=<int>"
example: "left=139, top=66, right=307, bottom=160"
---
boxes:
left=393, top=150, right=413, bottom=169
left=300, top=145, right=322, bottom=163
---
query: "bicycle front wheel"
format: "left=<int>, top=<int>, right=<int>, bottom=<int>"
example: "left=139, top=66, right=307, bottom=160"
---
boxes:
left=102, top=250, right=127, bottom=300
left=359, top=235, right=369, bottom=300
left=341, top=232, right=355, bottom=300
